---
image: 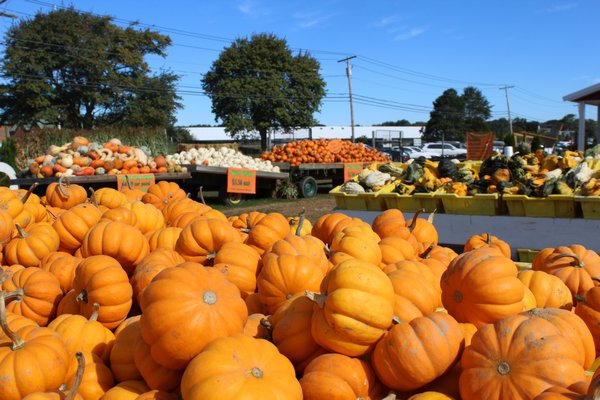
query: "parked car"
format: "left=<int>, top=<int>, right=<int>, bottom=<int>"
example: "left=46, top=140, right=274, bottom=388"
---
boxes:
left=492, top=141, right=506, bottom=153
left=409, top=142, right=467, bottom=159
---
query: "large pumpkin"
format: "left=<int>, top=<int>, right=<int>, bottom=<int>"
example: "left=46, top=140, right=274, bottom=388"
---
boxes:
left=2, top=267, right=63, bottom=326
left=72, top=255, right=133, bottom=330
left=45, top=178, right=88, bottom=210
left=79, top=220, right=149, bottom=275
left=329, top=225, right=382, bottom=266
left=3, top=222, right=60, bottom=267
left=372, top=312, right=463, bottom=391
left=386, top=266, right=439, bottom=323
left=48, top=302, right=116, bottom=364
left=300, top=353, right=383, bottom=400
left=379, top=235, right=417, bottom=265
left=140, top=262, right=248, bottom=370
left=52, top=203, right=102, bottom=253
left=441, top=247, right=524, bottom=327
left=371, top=208, right=407, bottom=239
left=517, top=269, right=573, bottom=310
left=245, top=212, right=291, bottom=255
left=142, top=181, right=186, bottom=211
left=101, top=207, right=140, bottom=229
left=131, top=248, right=186, bottom=306
left=464, top=233, right=511, bottom=258
left=181, top=333, right=302, bottom=400
left=0, top=291, right=70, bottom=400
left=266, top=234, right=329, bottom=275
left=257, top=253, right=326, bottom=314
left=21, top=351, right=86, bottom=400
left=460, top=314, right=586, bottom=400
left=308, top=259, right=394, bottom=356
left=175, top=218, right=241, bottom=264
left=575, top=286, right=600, bottom=355
left=110, top=316, right=142, bottom=382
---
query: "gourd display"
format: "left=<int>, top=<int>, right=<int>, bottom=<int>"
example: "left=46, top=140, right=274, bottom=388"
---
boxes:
left=167, top=147, right=280, bottom=172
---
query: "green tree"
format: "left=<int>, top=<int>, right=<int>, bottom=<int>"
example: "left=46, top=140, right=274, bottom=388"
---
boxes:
left=487, top=118, right=510, bottom=139
left=0, top=8, right=180, bottom=129
left=423, top=88, right=465, bottom=141
left=462, top=86, right=491, bottom=132
left=375, top=119, right=411, bottom=126
left=202, top=33, right=326, bottom=150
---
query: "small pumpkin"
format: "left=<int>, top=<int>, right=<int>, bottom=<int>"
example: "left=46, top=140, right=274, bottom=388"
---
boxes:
left=101, top=380, right=150, bottom=400
left=45, top=177, right=87, bottom=210
left=110, top=316, right=143, bottom=383
left=245, top=212, right=291, bottom=255
left=146, top=227, right=182, bottom=251
left=130, top=248, right=186, bottom=306
left=212, top=242, right=261, bottom=298
left=464, top=233, right=511, bottom=258
left=142, top=181, right=186, bottom=211
left=64, top=351, right=114, bottom=400
left=175, top=218, right=241, bottom=264
left=3, top=222, right=60, bottom=268
left=134, top=337, right=183, bottom=392
left=517, top=269, right=573, bottom=310
left=52, top=203, right=103, bottom=253
left=312, top=213, right=369, bottom=245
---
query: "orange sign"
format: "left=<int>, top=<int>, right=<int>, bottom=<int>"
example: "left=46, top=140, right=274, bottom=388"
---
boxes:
left=227, top=168, right=256, bottom=194
left=467, top=132, right=494, bottom=160
left=344, top=163, right=363, bottom=182
left=117, top=174, right=156, bottom=192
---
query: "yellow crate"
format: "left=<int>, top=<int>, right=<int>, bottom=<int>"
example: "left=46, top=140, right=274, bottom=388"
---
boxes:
left=329, top=183, right=395, bottom=211
left=503, top=195, right=577, bottom=218
left=517, top=248, right=540, bottom=263
left=575, top=196, right=600, bottom=219
left=436, top=193, right=506, bottom=216
left=380, top=192, right=443, bottom=213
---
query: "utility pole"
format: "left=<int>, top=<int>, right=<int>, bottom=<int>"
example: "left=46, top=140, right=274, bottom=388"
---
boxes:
left=500, top=85, right=515, bottom=145
left=338, top=55, right=357, bottom=142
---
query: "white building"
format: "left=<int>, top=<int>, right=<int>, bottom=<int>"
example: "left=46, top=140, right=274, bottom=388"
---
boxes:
left=185, top=125, right=424, bottom=146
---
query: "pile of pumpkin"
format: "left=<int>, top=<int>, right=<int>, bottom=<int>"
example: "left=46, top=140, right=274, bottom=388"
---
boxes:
left=25, top=136, right=186, bottom=178
left=260, top=138, right=390, bottom=166
left=2, top=179, right=600, bottom=399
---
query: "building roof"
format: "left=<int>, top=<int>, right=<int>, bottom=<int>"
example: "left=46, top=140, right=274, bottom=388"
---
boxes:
left=563, top=83, right=600, bottom=105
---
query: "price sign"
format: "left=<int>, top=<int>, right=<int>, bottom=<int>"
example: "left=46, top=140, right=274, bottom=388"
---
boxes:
left=467, top=132, right=494, bottom=161
left=227, top=168, right=256, bottom=194
left=344, top=163, right=363, bottom=182
left=117, top=174, right=155, bottom=192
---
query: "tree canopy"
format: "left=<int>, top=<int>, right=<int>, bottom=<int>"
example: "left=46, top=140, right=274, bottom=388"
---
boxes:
left=202, top=33, right=326, bottom=150
left=0, top=8, right=180, bottom=129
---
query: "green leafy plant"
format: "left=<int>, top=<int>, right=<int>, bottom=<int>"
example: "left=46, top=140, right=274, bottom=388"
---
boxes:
left=0, top=138, right=17, bottom=169
left=277, top=179, right=298, bottom=200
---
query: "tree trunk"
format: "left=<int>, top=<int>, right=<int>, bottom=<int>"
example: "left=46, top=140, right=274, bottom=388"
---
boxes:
left=260, top=128, right=269, bottom=151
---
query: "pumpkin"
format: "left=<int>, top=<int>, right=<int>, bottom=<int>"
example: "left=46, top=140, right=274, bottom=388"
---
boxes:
left=265, top=234, right=329, bottom=275
left=72, top=255, right=133, bottom=330
left=121, top=187, right=146, bottom=203
left=517, top=269, right=573, bottom=310
left=492, top=167, right=511, bottom=183
left=229, top=211, right=266, bottom=231
left=407, top=210, right=439, bottom=251
left=131, top=248, right=186, bottom=306
left=175, top=218, right=241, bottom=264
left=21, top=351, right=86, bottom=400
left=92, top=188, right=128, bottom=209
left=52, top=204, right=102, bottom=253
left=441, top=247, right=524, bottom=327
left=419, top=244, right=456, bottom=285
left=386, top=266, right=439, bottom=323
left=4, top=222, right=60, bottom=267
left=329, top=225, right=382, bottom=266
left=460, top=314, right=587, bottom=400
left=373, top=312, right=464, bottom=391
left=45, top=177, right=88, bottom=210
left=311, top=213, right=368, bottom=245
left=379, top=235, right=417, bottom=265
left=0, top=187, right=25, bottom=218
left=308, top=259, right=394, bottom=356
left=180, top=333, right=302, bottom=400
left=257, top=253, right=326, bottom=314
left=575, top=286, right=600, bottom=355
left=161, top=198, right=212, bottom=225
left=534, top=379, right=599, bottom=399
left=110, top=316, right=142, bottom=383
left=532, top=245, right=600, bottom=298
left=243, top=313, right=271, bottom=339
left=0, top=291, right=70, bottom=400
left=64, top=351, right=114, bottom=400
left=134, top=338, right=183, bottom=392
left=212, top=242, right=261, bottom=298
left=135, top=390, right=178, bottom=400
left=300, top=353, right=383, bottom=400
left=101, top=207, right=140, bottom=228
left=245, top=212, right=291, bottom=255
left=372, top=208, right=406, bottom=238
left=146, top=227, right=182, bottom=251
left=459, top=322, right=478, bottom=347
left=48, top=302, right=116, bottom=364
left=57, top=290, right=79, bottom=316
left=0, top=210, right=13, bottom=245
left=464, top=233, right=511, bottom=258
left=2, top=267, right=63, bottom=326
left=140, top=262, right=248, bottom=370
left=101, top=380, right=150, bottom=400
left=142, top=181, right=186, bottom=211
left=245, top=293, right=269, bottom=315
left=40, top=251, right=82, bottom=294
left=522, top=286, right=537, bottom=311
left=0, top=311, right=38, bottom=341
left=288, top=214, right=313, bottom=236
left=523, top=308, right=595, bottom=370
left=79, top=220, right=149, bottom=275
left=167, top=211, right=207, bottom=229
left=126, top=201, right=165, bottom=234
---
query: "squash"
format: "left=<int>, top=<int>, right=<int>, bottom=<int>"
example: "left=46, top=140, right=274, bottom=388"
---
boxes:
left=110, top=316, right=142, bottom=382
left=52, top=203, right=102, bottom=253
left=463, top=233, right=511, bottom=258
left=142, top=181, right=186, bottom=211
left=134, top=338, right=183, bottom=392
left=175, top=218, right=241, bottom=264
left=45, top=177, right=87, bottom=210
left=3, top=222, right=60, bottom=267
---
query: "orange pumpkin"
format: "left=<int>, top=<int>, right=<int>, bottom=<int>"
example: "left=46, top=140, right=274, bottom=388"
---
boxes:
left=65, top=351, right=114, bottom=400
left=140, top=262, right=248, bottom=370
left=266, top=234, right=329, bottom=275
left=101, top=207, right=140, bottom=228
left=142, top=181, right=186, bottom=211
left=92, top=188, right=128, bottom=209
left=175, top=218, right=241, bottom=264
left=72, top=255, right=133, bottom=330
left=180, top=333, right=302, bottom=400
left=243, top=313, right=271, bottom=339
left=52, top=203, right=103, bottom=253
left=311, top=213, right=369, bottom=245
left=0, top=210, right=13, bottom=245
left=464, top=233, right=511, bottom=258
left=386, top=265, right=439, bottom=322
left=517, top=269, right=573, bottom=310
left=379, top=235, right=417, bottom=265
left=131, top=248, right=186, bottom=306
left=45, top=177, right=88, bottom=210
left=146, top=226, right=182, bottom=251
left=101, top=380, right=149, bottom=400
left=127, top=201, right=165, bottom=234
left=4, top=223, right=60, bottom=267
left=134, top=338, right=183, bottom=392
left=575, top=286, right=600, bottom=356
left=372, top=208, right=407, bottom=238
left=329, top=225, right=382, bottom=266
left=39, top=252, right=82, bottom=294
left=110, top=316, right=142, bottom=383
left=135, top=390, right=178, bottom=400
left=21, top=351, right=86, bottom=400
left=212, top=242, right=261, bottom=298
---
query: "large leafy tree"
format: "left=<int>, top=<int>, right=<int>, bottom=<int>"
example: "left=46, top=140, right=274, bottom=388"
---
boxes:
left=0, top=8, right=180, bottom=129
left=202, top=33, right=326, bottom=150
left=462, top=86, right=491, bottom=132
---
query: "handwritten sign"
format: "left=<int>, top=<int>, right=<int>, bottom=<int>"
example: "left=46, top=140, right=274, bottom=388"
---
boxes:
left=227, top=168, right=256, bottom=194
left=344, top=163, right=363, bottom=182
left=117, top=174, right=155, bottom=192
left=467, top=132, right=494, bottom=161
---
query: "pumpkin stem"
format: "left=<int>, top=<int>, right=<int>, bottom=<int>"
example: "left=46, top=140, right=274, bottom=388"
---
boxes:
left=89, top=187, right=99, bottom=208
left=591, top=277, right=600, bottom=284
left=391, top=316, right=404, bottom=325
left=249, top=366, right=263, bottom=379
left=20, top=182, right=39, bottom=204
left=486, top=233, right=492, bottom=245
left=408, top=209, right=423, bottom=231
left=45, top=207, right=57, bottom=221
left=89, top=302, right=100, bottom=321
left=587, top=370, right=600, bottom=399
left=76, top=289, right=88, bottom=304
left=496, top=361, right=511, bottom=376
left=0, top=291, right=26, bottom=350
left=550, top=253, right=585, bottom=268
left=427, top=208, right=436, bottom=224
left=259, top=317, right=272, bottom=341
left=58, top=175, right=71, bottom=198
left=14, top=223, right=27, bottom=238
left=304, top=290, right=326, bottom=308
left=380, top=392, right=397, bottom=400
left=419, top=243, right=435, bottom=259
left=294, top=209, right=306, bottom=237
left=198, top=186, right=206, bottom=205
left=66, top=352, right=85, bottom=400
left=574, top=294, right=586, bottom=304
left=3, top=288, right=24, bottom=302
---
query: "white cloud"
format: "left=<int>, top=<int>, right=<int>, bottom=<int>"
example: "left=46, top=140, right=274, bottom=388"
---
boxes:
left=293, top=10, right=333, bottom=29
left=394, top=27, right=427, bottom=41
left=370, top=15, right=399, bottom=28
left=543, top=2, right=578, bottom=13
left=237, top=0, right=268, bottom=17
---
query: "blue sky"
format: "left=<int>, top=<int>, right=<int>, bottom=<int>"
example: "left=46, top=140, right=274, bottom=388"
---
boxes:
left=1, top=0, right=599, bottom=126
